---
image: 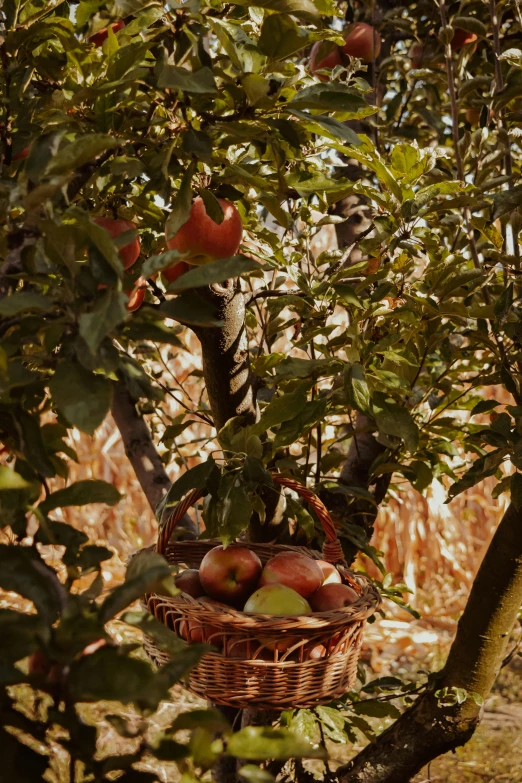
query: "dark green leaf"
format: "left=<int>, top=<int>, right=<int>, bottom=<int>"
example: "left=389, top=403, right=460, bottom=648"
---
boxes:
left=46, top=134, right=120, bottom=176
left=159, top=291, right=224, bottom=327
left=168, top=256, right=261, bottom=293
left=40, top=480, right=122, bottom=514
left=251, top=385, right=309, bottom=436
left=0, top=292, right=54, bottom=316
left=49, top=361, right=112, bottom=435
left=158, top=65, right=217, bottom=94
left=344, top=362, right=371, bottom=414
left=79, top=290, right=128, bottom=354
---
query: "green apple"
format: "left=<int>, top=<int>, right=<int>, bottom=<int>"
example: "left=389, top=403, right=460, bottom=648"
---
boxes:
left=244, top=584, right=312, bottom=615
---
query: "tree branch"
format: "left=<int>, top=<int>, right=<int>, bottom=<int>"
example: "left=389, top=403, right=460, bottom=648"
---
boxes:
left=111, top=378, right=195, bottom=533
left=335, top=502, right=522, bottom=783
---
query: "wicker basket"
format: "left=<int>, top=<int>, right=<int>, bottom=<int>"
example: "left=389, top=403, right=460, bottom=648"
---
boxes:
left=143, top=475, right=380, bottom=710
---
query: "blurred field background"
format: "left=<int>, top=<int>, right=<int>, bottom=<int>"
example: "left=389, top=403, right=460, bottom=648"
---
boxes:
left=2, top=227, right=521, bottom=781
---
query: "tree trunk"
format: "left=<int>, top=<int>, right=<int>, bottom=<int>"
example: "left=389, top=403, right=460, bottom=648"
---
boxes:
left=336, top=502, right=522, bottom=783
left=194, top=280, right=257, bottom=433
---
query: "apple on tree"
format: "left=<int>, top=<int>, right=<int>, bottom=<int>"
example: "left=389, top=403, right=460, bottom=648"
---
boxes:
left=309, top=42, right=343, bottom=81
left=165, top=196, right=243, bottom=266
left=125, top=276, right=147, bottom=312
left=93, top=217, right=140, bottom=270
left=162, top=260, right=191, bottom=285
left=89, top=20, right=126, bottom=47
left=259, top=551, right=323, bottom=599
left=451, top=28, right=478, bottom=52
left=342, top=22, right=381, bottom=63
left=199, top=544, right=262, bottom=606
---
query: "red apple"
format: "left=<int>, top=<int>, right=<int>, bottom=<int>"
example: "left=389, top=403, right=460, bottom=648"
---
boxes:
left=93, top=217, right=140, bottom=270
left=165, top=197, right=243, bottom=266
left=89, top=20, right=126, bottom=47
left=179, top=617, right=205, bottom=643
left=125, top=276, right=147, bottom=312
left=316, top=560, right=342, bottom=585
left=259, top=552, right=323, bottom=599
left=175, top=568, right=206, bottom=598
left=309, top=582, right=359, bottom=612
left=163, top=260, right=191, bottom=284
left=451, top=29, right=478, bottom=52
left=199, top=545, right=262, bottom=606
left=342, top=22, right=381, bottom=63
left=309, top=42, right=343, bottom=81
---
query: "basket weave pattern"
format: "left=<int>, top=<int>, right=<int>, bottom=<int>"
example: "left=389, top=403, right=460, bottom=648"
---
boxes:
left=143, top=476, right=380, bottom=710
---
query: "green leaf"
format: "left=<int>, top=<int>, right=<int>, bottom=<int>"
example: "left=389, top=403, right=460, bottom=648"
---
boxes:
left=315, top=706, right=348, bottom=743
left=0, top=292, right=54, bottom=316
left=220, top=483, right=253, bottom=547
left=99, top=550, right=173, bottom=623
left=79, top=289, right=128, bottom=354
left=199, top=189, right=224, bottom=224
left=49, top=360, right=112, bottom=435
left=158, top=65, right=217, bottom=94
left=471, top=399, right=500, bottom=415
left=170, top=708, right=231, bottom=734
left=289, top=110, right=361, bottom=145
left=122, top=609, right=194, bottom=659
left=510, top=473, right=522, bottom=510
left=165, top=163, right=195, bottom=243
left=39, top=480, right=122, bottom=514
left=351, top=700, right=401, bottom=719
left=140, top=249, right=186, bottom=278
left=0, top=466, right=30, bottom=490
left=239, top=765, right=276, bottom=783
left=230, top=0, right=318, bottom=16
left=157, top=458, right=217, bottom=521
left=168, top=256, right=261, bottom=292
left=159, top=292, right=224, bottom=327
left=492, top=186, right=522, bottom=220
left=375, top=403, right=419, bottom=452
left=344, top=362, right=371, bottom=414
left=494, top=282, right=513, bottom=323
left=46, top=134, right=120, bottom=176
left=251, top=385, right=309, bottom=436
left=226, top=727, right=326, bottom=760
left=452, top=16, right=488, bottom=37
left=289, top=710, right=317, bottom=744
left=0, top=545, right=63, bottom=622
left=259, top=15, right=309, bottom=59
left=289, top=84, right=375, bottom=118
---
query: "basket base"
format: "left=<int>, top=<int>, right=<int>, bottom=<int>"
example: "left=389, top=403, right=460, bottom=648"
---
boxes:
left=144, top=632, right=363, bottom=710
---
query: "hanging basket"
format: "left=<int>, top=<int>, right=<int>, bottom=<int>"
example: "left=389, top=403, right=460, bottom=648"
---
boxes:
left=142, top=475, right=380, bottom=710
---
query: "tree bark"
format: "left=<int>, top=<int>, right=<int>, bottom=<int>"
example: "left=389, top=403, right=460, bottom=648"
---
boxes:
left=336, top=502, right=522, bottom=783
left=194, top=280, right=257, bottom=433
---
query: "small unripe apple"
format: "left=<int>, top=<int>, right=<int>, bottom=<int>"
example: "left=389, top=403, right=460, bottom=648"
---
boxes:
left=342, top=22, right=381, bottom=63
left=451, top=29, right=478, bottom=52
left=465, top=108, right=481, bottom=126
left=163, top=260, right=191, bottom=284
left=259, top=552, right=323, bottom=599
left=316, top=560, right=342, bottom=585
left=175, top=568, right=206, bottom=598
left=309, top=42, right=343, bottom=81
left=309, top=582, right=359, bottom=612
left=93, top=217, right=140, bottom=270
left=89, top=20, right=126, bottom=47
left=165, top=197, right=243, bottom=266
left=199, top=545, right=262, bottom=606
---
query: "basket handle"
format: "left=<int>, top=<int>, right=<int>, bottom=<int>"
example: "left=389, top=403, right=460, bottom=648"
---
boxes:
left=156, top=474, right=346, bottom=565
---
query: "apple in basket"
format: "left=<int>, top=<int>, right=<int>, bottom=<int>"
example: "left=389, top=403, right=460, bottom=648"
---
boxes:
left=259, top=552, right=323, bottom=599
left=175, top=568, right=206, bottom=598
left=309, top=582, right=359, bottom=612
left=179, top=597, right=225, bottom=647
left=244, top=584, right=312, bottom=652
left=199, top=544, right=262, bottom=606
left=316, top=560, right=342, bottom=585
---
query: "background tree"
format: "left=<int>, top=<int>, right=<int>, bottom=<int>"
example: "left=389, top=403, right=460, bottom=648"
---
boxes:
left=1, top=0, right=522, bottom=781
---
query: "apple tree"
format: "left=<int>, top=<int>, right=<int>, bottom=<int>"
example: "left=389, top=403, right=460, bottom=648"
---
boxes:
left=1, top=0, right=522, bottom=781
